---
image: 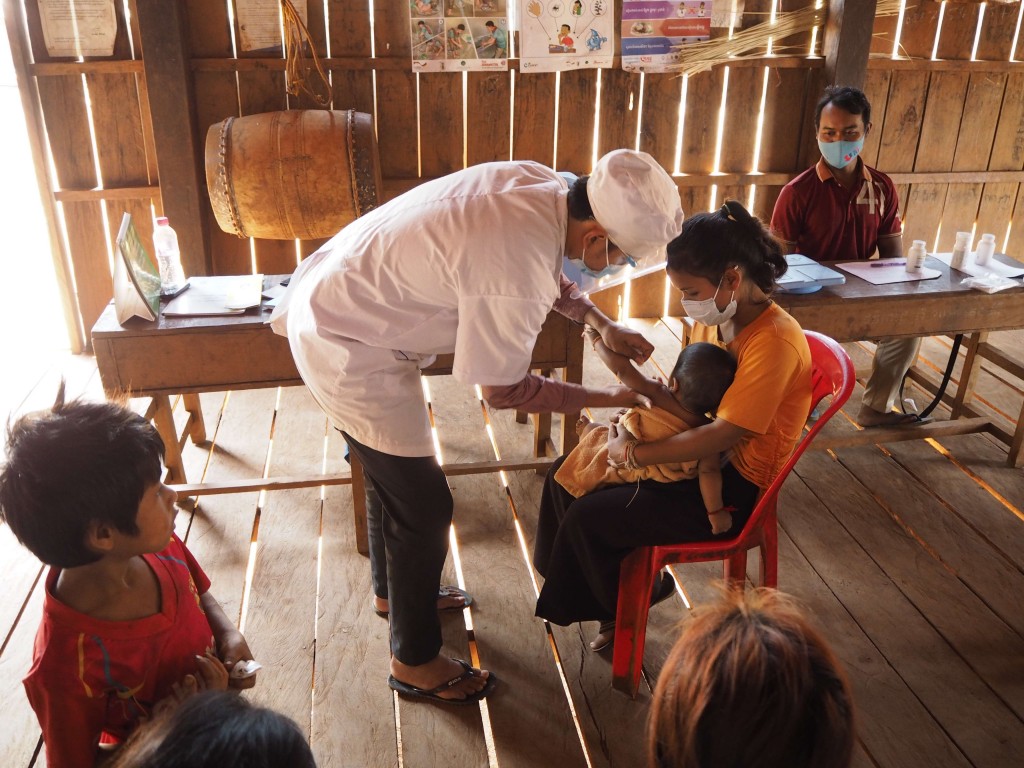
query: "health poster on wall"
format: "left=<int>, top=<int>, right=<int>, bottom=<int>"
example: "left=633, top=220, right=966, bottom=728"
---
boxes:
left=517, top=0, right=615, bottom=73
left=409, top=1, right=509, bottom=72
left=621, top=0, right=714, bottom=73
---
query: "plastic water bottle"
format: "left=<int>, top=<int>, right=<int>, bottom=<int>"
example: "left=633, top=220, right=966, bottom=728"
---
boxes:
left=906, top=240, right=927, bottom=273
left=153, top=216, right=186, bottom=293
left=950, top=231, right=972, bottom=270
left=973, top=233, right=996, bottom=267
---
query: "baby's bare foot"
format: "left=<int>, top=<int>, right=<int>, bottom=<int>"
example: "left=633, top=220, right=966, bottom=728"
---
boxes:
left=575, top=414, right=592, bottom=437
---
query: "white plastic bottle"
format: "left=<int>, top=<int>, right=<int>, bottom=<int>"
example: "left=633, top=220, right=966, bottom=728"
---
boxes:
left=950, top=231, right=972, bottom=270
left=906, top=240, right=927, bottom=272
left=973, top=232, right=996, bottom=267
left=153, top=216, right=187, bottom=293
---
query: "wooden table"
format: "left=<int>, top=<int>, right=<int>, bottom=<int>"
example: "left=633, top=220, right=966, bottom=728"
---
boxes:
left=773, top=257, right=1024, bottom=464
left=92, top=276, right=584, bottom=552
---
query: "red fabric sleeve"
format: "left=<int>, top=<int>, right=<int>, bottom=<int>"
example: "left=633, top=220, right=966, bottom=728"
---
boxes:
left=769, top=184, right=800, bottom=248
left=482, top=374, right=587, bottom=413
left=553, top=273, right=596, bottom=324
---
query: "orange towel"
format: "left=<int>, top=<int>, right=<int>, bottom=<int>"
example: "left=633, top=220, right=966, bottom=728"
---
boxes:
left=555, top=406, right=700, bottom=498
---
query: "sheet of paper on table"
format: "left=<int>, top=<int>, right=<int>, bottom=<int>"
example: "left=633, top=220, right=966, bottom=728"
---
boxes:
left=929, top=251, right=1024, bottom=279
left=163, top=274, right=264, bottom=317
left=836, top=258, right=942, bottom=285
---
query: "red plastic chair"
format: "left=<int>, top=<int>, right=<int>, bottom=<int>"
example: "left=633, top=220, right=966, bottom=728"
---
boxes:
left=610, top=330, right=855, bottom=696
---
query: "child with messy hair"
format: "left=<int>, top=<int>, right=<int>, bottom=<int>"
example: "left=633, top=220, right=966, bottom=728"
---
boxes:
left=649, top=588, right=855, bottom=768
left=556, top=331, right=738, bottom=534
left=0, top=390, right=256, bottom=767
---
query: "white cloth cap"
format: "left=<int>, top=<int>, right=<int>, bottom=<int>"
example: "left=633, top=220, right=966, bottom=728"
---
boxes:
left=587, top=149, right=684, bottom=267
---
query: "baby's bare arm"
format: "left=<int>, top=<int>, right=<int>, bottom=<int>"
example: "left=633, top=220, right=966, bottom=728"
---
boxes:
left=585, top=327, right=676, bottom=409
left=697, top=455, right=726, bottom=510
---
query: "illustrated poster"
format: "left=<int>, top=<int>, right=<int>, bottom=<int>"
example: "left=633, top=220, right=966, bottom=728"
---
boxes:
left=410, top=1, right=509, bottom=72
left=621, top=0, right=714, bottom=73
left=518, top=1, right=614, bottom=73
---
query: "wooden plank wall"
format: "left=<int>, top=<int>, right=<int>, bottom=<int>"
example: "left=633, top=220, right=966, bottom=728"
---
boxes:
left=866, top=1, right=1024, bottom=259
left=7, top=0, right=1024, bottom=342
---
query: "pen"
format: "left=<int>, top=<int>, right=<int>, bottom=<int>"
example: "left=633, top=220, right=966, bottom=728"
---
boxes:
left=869, top=261, right=907, bottom=268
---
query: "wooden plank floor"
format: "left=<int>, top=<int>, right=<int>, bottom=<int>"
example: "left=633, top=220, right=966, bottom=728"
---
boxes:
left=1, top=321, right=1023, bottom=767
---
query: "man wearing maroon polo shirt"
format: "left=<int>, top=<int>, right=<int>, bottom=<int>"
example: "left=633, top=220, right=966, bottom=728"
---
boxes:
left=771, top=85, right=924, bottom=428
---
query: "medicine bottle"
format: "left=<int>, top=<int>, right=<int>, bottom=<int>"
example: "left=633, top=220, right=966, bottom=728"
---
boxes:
left=153, top=217, right=187, bottom=293
left=973, top=233, right=996, bottom=267
left=950, top=231, right=972, bottom=270
left=905, top=240, right=926, bottom=272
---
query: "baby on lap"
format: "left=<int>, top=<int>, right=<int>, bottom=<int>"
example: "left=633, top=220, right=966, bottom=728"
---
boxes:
left=556, top=328, right=737, bottom=533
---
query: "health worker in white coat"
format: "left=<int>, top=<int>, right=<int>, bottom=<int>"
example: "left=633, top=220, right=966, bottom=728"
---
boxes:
left=270, top=149, right=683, bottom=703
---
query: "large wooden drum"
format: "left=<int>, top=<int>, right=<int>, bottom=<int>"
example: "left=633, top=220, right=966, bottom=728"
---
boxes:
left=205, top=109, right=381, bottom=240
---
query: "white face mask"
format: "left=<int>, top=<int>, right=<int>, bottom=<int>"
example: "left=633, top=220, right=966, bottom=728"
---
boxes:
left=680, top=275, right=737, bottom=326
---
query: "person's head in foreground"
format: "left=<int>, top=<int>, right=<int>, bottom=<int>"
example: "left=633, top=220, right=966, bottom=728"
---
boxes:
left=648, top=588, right=855, bottom=768
left=0, top=386, right=167, bottom=568
left=666, top=199, right=786, bottom=331
left=112, top=691, right=316, bottom=768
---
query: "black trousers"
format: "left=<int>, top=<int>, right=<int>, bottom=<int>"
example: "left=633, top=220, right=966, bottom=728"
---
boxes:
left=533, top=456, right=759, bottom=626
left=343, top=432, right=452, bottom=666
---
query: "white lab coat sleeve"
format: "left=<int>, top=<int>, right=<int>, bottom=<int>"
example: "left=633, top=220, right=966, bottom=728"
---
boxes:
left=452, top=294, right=550, bottom=386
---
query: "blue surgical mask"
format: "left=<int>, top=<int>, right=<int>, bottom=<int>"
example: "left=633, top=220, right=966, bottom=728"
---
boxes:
left=818, top=137, right=864, bottom=169
left=569, top=237, right=636, bottom=279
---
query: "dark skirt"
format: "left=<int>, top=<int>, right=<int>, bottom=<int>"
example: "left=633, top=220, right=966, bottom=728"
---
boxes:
left=533, top=456, right=759, bottom=625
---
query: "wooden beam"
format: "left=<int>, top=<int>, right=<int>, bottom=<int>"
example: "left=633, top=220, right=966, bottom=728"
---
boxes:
left=134, top=0, right=210, bottom=276
left=169, top=456, right=559, bottom=497
left=54, top=186, right=161, bottom=202
left=381, top=170, right=1024, bottom=201
left=32, top=60, right=144, bottom=75
left=869, top=58, right=1024, bottom=73
left=189, top=54, right=825, bottom=74
left=887, top=170, right=1024, bottom=184
left=811, top=416, right=996, bottom=450
left=823, top=0, right=878, bottom=88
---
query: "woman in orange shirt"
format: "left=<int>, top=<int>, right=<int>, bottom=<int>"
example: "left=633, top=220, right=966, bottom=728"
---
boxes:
left=533, top=200, right=812, bottom=651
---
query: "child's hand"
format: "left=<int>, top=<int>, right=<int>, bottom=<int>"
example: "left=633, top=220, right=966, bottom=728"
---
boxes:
left=218, top=629, right=257, bottom=690
left=708, top=509, right=733, bottom=535
left=195, top=650, right=229, bottom=691
left=150, top=651, right=228, bottom=720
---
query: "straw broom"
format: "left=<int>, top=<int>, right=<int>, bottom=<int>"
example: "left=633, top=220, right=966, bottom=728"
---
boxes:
left=665, top=0, right=903, bottom=79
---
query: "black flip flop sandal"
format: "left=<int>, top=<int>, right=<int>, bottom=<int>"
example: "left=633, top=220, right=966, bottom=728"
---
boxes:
left=388, top=658, right=496, bottom=704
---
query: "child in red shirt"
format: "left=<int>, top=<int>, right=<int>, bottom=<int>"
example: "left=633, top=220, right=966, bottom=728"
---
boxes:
left=0, top=392, right=257, bottom=767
